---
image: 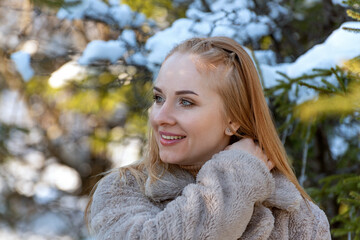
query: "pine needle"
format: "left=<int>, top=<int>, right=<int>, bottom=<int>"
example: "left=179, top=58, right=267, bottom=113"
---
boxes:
left=342, top=27, right=360, bottom=33
left=347, top=9, right=360, bottom=21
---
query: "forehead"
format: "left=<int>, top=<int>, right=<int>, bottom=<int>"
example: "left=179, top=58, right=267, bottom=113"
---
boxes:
left=155, top=53, right=214, bottom=90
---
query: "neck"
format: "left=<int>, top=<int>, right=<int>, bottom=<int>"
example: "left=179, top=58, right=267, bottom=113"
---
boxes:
left=179, top=164, right=202, bottom=177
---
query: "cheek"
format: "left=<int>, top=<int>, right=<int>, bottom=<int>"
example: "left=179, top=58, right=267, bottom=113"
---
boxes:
left=149, top=109, right=157, bottom=129
left=191, top=111, right=226, bottom=136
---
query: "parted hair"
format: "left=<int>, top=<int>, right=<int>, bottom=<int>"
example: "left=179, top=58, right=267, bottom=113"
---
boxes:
left=85, top=36, right=311, bottom=225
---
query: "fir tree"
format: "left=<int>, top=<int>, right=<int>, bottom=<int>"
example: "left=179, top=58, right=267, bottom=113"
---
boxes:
left=342, top=0, right=360, bottom=32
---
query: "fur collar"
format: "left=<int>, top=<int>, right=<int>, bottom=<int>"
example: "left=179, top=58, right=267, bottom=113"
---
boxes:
left=145, top=165, right=301, bottom=212
left=145, top=166, right=195, bottom=202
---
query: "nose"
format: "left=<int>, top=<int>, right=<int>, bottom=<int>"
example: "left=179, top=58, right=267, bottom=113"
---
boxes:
left=151, top=102, right=176, bottom=126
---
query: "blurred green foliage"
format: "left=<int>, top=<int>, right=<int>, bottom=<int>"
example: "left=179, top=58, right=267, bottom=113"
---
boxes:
left=266, top=55, right=360, bottom=239
left=0, top=0, right=359, bottom=239
left=122, top=0, right=188, bottom=24
left=30, top=0, right=81, bottom=9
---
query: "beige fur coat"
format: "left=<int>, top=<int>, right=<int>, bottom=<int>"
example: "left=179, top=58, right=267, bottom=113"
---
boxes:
left=89, top=150, right=331, bottom=239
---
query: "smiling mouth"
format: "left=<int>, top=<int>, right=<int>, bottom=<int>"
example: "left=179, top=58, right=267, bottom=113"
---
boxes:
left=161, top=135, right=186, bottom=140
left=159, top=132, right=186, bottom=146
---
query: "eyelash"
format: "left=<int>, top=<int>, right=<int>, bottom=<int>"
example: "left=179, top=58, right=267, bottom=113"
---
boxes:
left=153, top=94, right=164, bottom=104
left=179, top=98, right=194, bottom=107
left=152, top=94, right=194, bottom=107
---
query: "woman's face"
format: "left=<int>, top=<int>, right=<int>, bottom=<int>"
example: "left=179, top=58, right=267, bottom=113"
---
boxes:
left=150, top=52, right=231, bottom=166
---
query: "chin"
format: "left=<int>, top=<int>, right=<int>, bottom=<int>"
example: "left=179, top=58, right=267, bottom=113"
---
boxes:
left=159, top=154, right=184, bottom=165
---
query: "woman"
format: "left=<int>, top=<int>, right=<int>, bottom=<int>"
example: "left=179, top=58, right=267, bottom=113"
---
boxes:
left=86, top=37, right=331, bottom=239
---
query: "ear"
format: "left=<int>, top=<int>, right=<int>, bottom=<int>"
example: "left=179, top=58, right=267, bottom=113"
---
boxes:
left=225, top=121, right=240, bottom=136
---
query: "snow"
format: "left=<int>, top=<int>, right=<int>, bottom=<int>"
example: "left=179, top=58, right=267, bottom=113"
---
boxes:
left=337, top=119, right=360, bottom=139
left=78, top=40, right=126, bottom=65
left=145, top=0, right=288, bottom=73
left=328, top=116, right=360, bottom=158
left=145, top=19, right=195, bottom=71
left=0, top=90, right=32, bottom=127
left=49, top=61, right=89, bottom=88
left=254, top=50, right=277, bottom=66
left=32, top=212, right=69, bottom=236
left=332, top=0, right=347, bottom=6
left=110, top=4, right=134, bottom=27
left=245, top=22, right=270, bottom=40
left=42, top=163, right=81, bottom=193
left=1, top=1, right=358, bottom=239
left=127, top=52, right=147, bottom=66
left=10, top=51, right=34, bottom=81
left=67, top=0, right=287, bottom=73
left=212, top=25, right=237, bottom=38
left=34, top=184, right=59, bottom=204
left=267, top=2, right=288, bottom=19
left=260, top=21, right=360, bottom=103
left=236, top=9, right=253, bottom=23
left=110, top=4, right=145, bottom=28
left=119, top=29, right=137, bottom=47
left=57, top=0, right=145, bottom=28
left=286, top=21, right=360, bottom=78
left=57, top=0, right=107, bottom=20
left=22, top=40, right=39, bottom=55
left=191, top=21, right=212, bottom=35
left=210, top=0, right=251, bottom=11
left=108, top=138, right=142, bottom=167
left=330, top=135, right=349, bottom=158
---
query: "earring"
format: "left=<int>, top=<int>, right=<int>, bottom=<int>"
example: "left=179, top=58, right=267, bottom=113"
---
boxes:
left=226, top=128, right=232, bottom=135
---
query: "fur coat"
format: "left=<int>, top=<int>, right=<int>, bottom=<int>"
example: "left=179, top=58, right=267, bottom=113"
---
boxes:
left=89, top=150, right=331, bottom=239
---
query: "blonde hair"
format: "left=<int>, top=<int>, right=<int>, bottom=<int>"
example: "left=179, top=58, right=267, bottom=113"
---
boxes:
left=85, top=36, right=311, bottom=225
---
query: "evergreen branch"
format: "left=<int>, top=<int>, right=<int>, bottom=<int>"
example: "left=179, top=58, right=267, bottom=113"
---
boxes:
left=342, top=175, right=360, bottom=184
left=342, top=0, right=360, bottom=8
left=331, top=68, right=347, bottom=92
left=347, top=9, right=360, bottom=21
left=298, top=81, right=334, bottom=93
left=342, top=27, right=360, bottom=33
left=276, top=71, right=292, bottom=82
left=321, top=79, right=338, bottom=91
left=312, top=68, right=334, bottom=76
left=349, top=191, right=360, bottom=200
left=290, top=72, right=333, bottom=85
left=275, top=79, right=288, bottom=85
left=338, top=198, right=360, bottom=206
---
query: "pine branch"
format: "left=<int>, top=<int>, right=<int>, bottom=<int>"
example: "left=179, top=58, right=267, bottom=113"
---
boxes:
left=321, top=79, right=338, bottom=91
left=347, top=9, right=360, bottom=21
left=312, top=68, right=334, bottom=76
left=298, top=81, right=334, bottom=93
left=342, top=0, right=360, bottom=8
left=331, top=68, right=347, bottom=92
left=342, top=27, right=360, bottom=33
left=276, top=71, right=292, bottom=82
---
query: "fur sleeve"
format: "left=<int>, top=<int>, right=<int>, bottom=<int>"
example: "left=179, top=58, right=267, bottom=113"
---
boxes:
left=311, top=203, right=332, bottom=240
left=89, top=149, right=275, bottom=240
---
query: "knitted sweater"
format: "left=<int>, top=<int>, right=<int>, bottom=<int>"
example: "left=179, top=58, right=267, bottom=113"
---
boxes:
left=89, top=150, right=331, bottom=239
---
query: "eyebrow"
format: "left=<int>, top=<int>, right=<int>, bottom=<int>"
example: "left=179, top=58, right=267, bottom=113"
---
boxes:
left=153, top=87, right=199, bottom=96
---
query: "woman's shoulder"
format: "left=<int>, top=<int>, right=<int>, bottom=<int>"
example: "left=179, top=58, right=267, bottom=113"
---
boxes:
left=299, top=199, right=330, bottom=228
left=90, top=167, right=148, bottom=219
left=264, top=172, right=331, bottom=239
left=92, top=168, right=146, bottom=207
left=288, top=198, right=331, bottom=239
left=95, top=167, right=145, bottom=192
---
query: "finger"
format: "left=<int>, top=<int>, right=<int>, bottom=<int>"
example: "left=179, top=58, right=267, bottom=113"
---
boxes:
left=267, top=159, right=275, bottom=170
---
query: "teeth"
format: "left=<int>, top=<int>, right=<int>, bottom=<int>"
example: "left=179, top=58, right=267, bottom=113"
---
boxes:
left=161, top=135, right=185, bottom=140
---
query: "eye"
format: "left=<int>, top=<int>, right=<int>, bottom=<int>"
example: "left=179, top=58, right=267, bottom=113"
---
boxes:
left=153, top=94, right=164, bottom=104
left=179, top=98, right=194, bottom=107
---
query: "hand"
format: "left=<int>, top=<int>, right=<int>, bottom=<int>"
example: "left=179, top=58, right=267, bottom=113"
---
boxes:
left=225, top=138, right=274, bottom=170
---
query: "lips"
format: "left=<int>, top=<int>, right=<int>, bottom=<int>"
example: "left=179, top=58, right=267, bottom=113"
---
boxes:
left=159, top=131, right=186, bottom=146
